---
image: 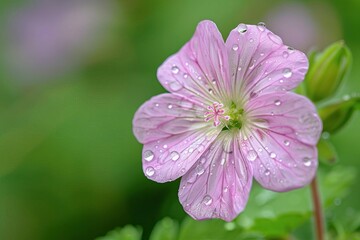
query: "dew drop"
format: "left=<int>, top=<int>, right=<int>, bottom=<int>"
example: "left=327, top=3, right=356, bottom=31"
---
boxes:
left=232, top=44, right=239, bottom=51
left=249, top=38, right=254, bottom=43
left=155, top=103, right=159, bottom=107
left=274, top=100, right=281, bottom=106
left=284, top=140, right=290, bottom=146
left=145, top=167, right=155, bottom=177
left=223, top=186, right=229, bottom=193
left=303, top=157, right=312, bottom=167
left=196, top=164, right=205, bottom=175
left=169, top=81, right=182, bottom=91
left=257, top=22, right=266, bottom=31
left=220, top=158, right=226, bottom=165
left=237, top=23, right=247, bottom=33
left=282, top=68, right=292, bottom=78
left=144, top=150, right=154, bottom=162
left=171, top=66, right=179, bottom=74
left=224, top=222, right=235, bottom=231
left=170, top=151, right=180, bottom=161
left=322, top=132, right=330, bottom=140
left=202, top=195, right=213, bottom=205
left=208, top=89, right=213, bottom=94
left=246, top=150, right=257, bottom=161
left=264, top=169, right=271, bottom=176
left=163, top=144, right=168, bottom=148
left=270, top=152, right=277, bottom=158
left=287, top=46, right=294, bottom=53
left=183, top=73, right=188, bottom=79
left=282, top=51, right=289, bottom=58
left=167, top=104, right=173, bottom=109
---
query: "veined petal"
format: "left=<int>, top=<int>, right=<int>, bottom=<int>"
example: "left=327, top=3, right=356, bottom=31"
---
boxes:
left=241, top=92, right=322, bottom=191
left=225, top=23, right=308, bottom=102
left=133, top=94, right=221, bottom=183
left=133, top=93, right=206, bottom=144
left=157, top=20, right=231, bottom=104
left=179, top=133, right=253, bottom=221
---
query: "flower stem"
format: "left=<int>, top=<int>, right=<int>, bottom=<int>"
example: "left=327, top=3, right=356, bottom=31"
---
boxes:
left=310, top=176, right=325, bottom=240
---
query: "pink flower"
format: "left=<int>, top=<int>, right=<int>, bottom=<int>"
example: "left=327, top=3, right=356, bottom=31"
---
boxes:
left=133, top=20, right=322, bottom=221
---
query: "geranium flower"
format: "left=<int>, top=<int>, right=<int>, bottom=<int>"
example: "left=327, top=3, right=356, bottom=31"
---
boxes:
left=133, top=20, right=322, bottom=221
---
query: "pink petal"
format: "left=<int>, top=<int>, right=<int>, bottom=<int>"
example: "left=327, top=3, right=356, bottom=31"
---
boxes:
left=157, top=20, right=230, bottom=104
left=133, top=94, right=221, bottom=183
left=133, top=93, right=207, bottom=144
left=225, top=23, right=308, bottom=101
left=242, top=92, right=322, bottom=191
left=179, top=134, right=253, bottom=221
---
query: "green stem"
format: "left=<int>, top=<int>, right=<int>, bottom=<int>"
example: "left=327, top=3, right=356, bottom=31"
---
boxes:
left=310, top=176, right=325, bottom=240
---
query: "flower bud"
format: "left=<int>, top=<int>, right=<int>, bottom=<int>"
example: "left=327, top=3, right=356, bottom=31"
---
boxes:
left=318, top=95, right=360, bottom=133
left=305, top=41, right=352, bottom=102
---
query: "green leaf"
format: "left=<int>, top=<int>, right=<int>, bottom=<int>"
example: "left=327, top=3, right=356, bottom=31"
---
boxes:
left=318, top=95, right=360, bottom=133
left=318, top=138, right=338, bottom=165
left=149, top=217, right=179, bottom=240
left=305, top=41, right=352, bottom=102
left=96, top=225, right=142, bottom=240
left=247, top=213, right=310, bottom=238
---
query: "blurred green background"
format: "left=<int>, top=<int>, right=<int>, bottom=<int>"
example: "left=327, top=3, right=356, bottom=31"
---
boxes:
left=0, top=0, right=359, bottom=239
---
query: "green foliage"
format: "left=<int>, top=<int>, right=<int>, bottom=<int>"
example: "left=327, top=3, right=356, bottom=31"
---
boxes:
left=149, top=218, right=179, bottom=240
left=97, top=166, right=357, bottom=240
left=318, top=138, right=338, bottom=165
left=318, top=95, right=360, bottom=133
left=96, top=225, right=142, bottom=240
left=305, top=41, right=352, bottom=102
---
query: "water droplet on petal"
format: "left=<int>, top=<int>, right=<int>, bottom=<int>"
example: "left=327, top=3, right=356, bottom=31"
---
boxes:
left=223, top=186, right=229, bottom=193
left=257, top=22, right=266, bottom=31
left=249, top=38, right=254, bottom=43
left=171, top=66, right=179, bottom=74
left=145, top=167, right=155, bottom=177
left=282, top=51, right=289, bottom=58
left=170, top=151, right=180, bottom=161
left=169, top=81, right=182, bottom=91
left=196, top=164, right=205, bottom=175
left=167, top=104, right=173, bottom=109
left=163, top=144, right=168, bottom=149
left=220, top=158, right=226, bottom=165
left=270, top=152, right=277, bottom=158
left=232, top=44, right=239, bottom=51
left=144, top=150, right=154, bottom=161
left=282, top=68, right=292, bottom=78
left=183, top=73, right=188, bottom=79
left=287, top=46, right=294, bottom=53
left=202, top=195, right=213, bottom=205
left=264, top=169, right=271, bottom=176
left=303, top=157, right=312, bottom=167
left=237, top=23, right=247, bottom=33
left=246, top=150, right=257, bottom=161
left=284, top=140, right=290, bottom=146
left=274, top=100, right=281, bottom=106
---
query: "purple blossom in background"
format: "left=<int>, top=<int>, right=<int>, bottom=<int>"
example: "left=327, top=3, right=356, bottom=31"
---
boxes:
left=4, top=0, right=116, bottom=82
left=133, top=21, right=322, bottom=221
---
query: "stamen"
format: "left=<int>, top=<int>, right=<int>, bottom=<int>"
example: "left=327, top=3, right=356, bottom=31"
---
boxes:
left=204, top=102, right=230, bottom=127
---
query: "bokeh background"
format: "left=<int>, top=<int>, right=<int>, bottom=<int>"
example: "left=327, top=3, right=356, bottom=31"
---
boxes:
left=0, top=0, right=359, bottom=239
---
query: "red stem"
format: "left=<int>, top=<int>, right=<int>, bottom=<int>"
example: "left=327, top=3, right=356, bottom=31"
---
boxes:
left=310, top=176, right=325, bottom=240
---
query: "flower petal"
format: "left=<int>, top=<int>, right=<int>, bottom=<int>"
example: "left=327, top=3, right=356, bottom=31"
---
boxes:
left=225, top=23, right=308, bottom=101
left=242, top=92, right=322, bottom=191
left=133, top=94, right=221, bottom=183
left=133, top=93, right=207, bottom=144
left=179, top=134, right=253, bottom=221
left=157, top=20, right=230, bottom=104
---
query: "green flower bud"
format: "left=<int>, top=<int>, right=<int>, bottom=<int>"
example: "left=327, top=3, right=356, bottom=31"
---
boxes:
left=305, top=41, right=352, bottom=102
left=318, top=95, right=360, bottom=133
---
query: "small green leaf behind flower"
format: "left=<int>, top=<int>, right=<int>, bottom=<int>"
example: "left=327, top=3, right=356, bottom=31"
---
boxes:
left=318, top=95, right=360, bottom=133
left=304, top=41, right=352, bottom=102
left=96, top=225, right=142, bottom=240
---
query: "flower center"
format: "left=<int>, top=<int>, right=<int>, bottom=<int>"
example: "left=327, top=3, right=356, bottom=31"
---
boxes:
left=223, top=101, right=244, bottom=130
left=204, top=102, right=230, bottom=127
left=204, top=101, right=244, bottom=130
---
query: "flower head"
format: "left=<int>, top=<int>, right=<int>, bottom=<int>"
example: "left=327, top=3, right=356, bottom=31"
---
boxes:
left=133, top=20, right=322, bottom=221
